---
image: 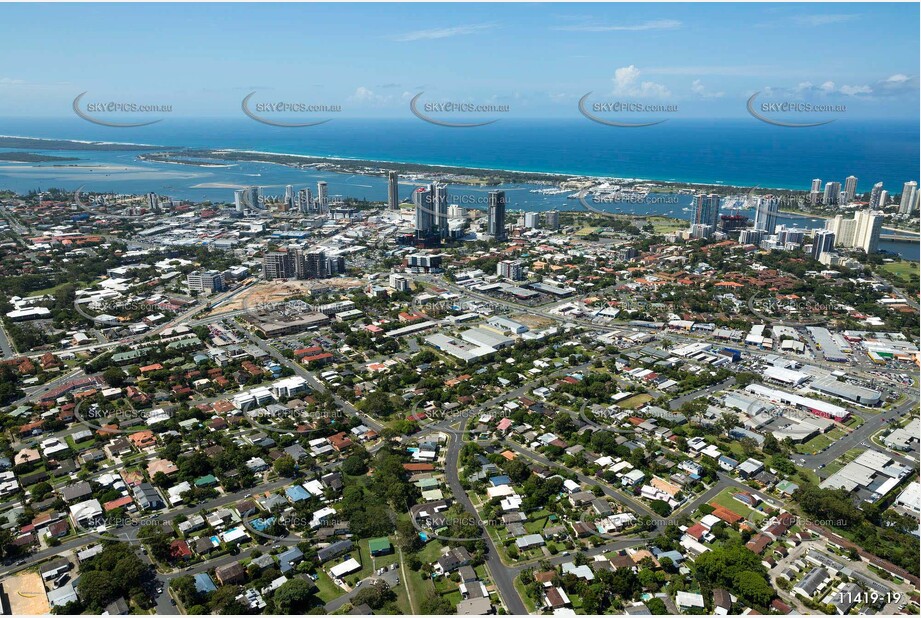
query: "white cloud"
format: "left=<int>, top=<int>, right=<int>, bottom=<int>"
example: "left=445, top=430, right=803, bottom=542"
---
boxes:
left=839, top=84, right=872, bottom=96
left=555, top=19, right=681, bottom=32
left=392, top=23, right=495, bottom=42
left=611, top=65, right=671, bottom=98
left=348, top=86, right=390, bottom=105
left=691, top=79, right=724, bottom=99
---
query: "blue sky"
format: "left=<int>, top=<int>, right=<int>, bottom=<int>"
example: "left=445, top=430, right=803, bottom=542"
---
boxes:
left=0, top=2, right=918, bottom=119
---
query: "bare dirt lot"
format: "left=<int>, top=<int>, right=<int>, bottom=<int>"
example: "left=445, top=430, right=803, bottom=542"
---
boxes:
left=3, top=570, right=50, bottom=615
left=211, top=278, right=365, bottom=315
left=510, top=313, right=556, bottom=330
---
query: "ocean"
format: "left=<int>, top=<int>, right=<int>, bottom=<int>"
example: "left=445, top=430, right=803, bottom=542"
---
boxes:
left=0, top=116, right=917, bottom=259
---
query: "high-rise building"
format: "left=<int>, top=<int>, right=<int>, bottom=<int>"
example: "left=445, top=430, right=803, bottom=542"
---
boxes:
left=809, top=178, right=822, bottom=205
left=738, top=229, right=763, bottom=245
left=844, top=176, right=858, bottom=203
left=147, top=192, right=160, bottom=214
left=823, top=182, right=841, bottom=205
left=825, top=215, right=857, bottom=247
left=853, top=210, right=882, bottom=253
left=389, top=273, right=409, bottom=292
left=413, top=185, right=435, bottom=237
left=487, top=190, right=507, bottom=241
left=691, top=194, right=720, bottom=231
left=245, top=186, right=261, bottom=210
left=899, top=181, right=918, bottom=214
left=869, top=182, right=884, bottom=208
left=878, top=190, right=889, bottom=208
left=753, top=195, right=779, bottom=234
left=524, top=212, right=539, bottom=228
left=433, top=183, right=449, bottom=238
left=497, top=259, right=524, bottom=280
left=284, top=185, right=295, bottom=211
left=811, top=230, right=836, bottom=260
left=387, top=171, right=400, bottom=210
left=187, top=270, right=225, bottom=293
left=545, top=210, right=560, bottom=230
left=317, top=181, right=329, bottom=212
left=298, top=188, right=313, bottom=214
left=263, top=251, right=294, bottom=280
left=234, top=189, right=245, bottom=214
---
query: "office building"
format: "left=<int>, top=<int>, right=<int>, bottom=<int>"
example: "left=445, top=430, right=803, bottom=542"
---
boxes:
left=487, top=190, right=507, bottom=241
left=899, top=181, right=918, bottom=214
left=497, top=259, right=524, bottom=280
left=811, top=230, right=836, bottom=260
left=823, top=182, right=840, bottom=205
left=187, top=270, right=225, bottom=293
left=844, top=176, right=857, bottom=203
left=809, top=178, right=822, bottom=205
left=407, top=253, right=442, bottom=272
left=691, top=194, right=720, bottom=231
left=389, top=273, right=409, bottom=292
left=545, top=210, right=560, bottom=230
left=868, top=182, right=883, bottom=208
left=387, top=171, right=400, bottom=210
left=753, top=195, right=779, bottom=234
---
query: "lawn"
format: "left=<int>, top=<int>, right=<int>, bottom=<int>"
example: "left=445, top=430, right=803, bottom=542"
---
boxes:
left=709, top=487, right=767, bottom=522
left=616, top=393, right=653, bottom=410
left=313, top=571, right=344, bottom=603
left=795, top=427, right=846, bottom=455
left=880, top=261, right=919, bottom=282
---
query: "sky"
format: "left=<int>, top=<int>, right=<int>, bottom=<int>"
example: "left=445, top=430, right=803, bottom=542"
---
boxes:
left=0, top=2, right=918, bottom=120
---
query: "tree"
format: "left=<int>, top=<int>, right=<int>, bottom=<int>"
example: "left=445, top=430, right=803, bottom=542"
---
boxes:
left=77, top=570, right=118, bottom=610
left=351, top=580, right=395, bottom=610
left=274, top=578, right=315, bottom=612
left=341, top=454, right=369, bottom=476
left=30, top=481, right=52, bottom=500
left=273, top=455, right=296, bottom=478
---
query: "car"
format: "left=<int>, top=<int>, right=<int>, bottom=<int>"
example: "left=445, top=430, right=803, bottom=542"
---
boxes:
left=562, top=551, right=570, bottom=556
left=170, top=599, right=176, bottom=606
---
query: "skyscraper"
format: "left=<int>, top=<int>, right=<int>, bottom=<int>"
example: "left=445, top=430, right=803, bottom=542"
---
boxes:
left=753, top=195, right=779, bottom=234
left=487, top=190, right=507, bottom=241
left=413, top=185, right=435, bottom=237
left=433, top=183, right=449, bottom=238
left=899, top=181, right=918, bottom=214
left=844, top=176, right=857, bottom=203
left=691, top=194, right=720, bottom=231
left=811, top=230, right=836, bottom=260
left=809, top=179, right=822, bottom=205
left=524, top=212, right=539, bottom=228
left=298, top=188, right=313, bottom=214
left=234, top=189, right=245, bottom=214
left=869, top=182, right=883, bottom=208
left=823, top=182, right=841, bottom=205
left=878, top=190, right=889, bottom=208
left=387, top=171, right=400, bottom=210
left=853, top=210, right=882, bottom=253
left=545, top=210, right=560, bottom=230
left=317, top=181, right=329, bottom=212
left=245, top=186, right=261, bottom=210
left=284, top=185, right=295, bottom=211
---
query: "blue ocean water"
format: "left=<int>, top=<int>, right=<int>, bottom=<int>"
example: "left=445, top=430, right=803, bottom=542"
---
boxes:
left=0, top=116, right=917, bottom=191
left=0, top=116, right=916, bottom=259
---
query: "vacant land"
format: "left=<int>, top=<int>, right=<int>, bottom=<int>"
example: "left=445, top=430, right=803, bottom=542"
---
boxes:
left=4, top=571, right=50, bottom=615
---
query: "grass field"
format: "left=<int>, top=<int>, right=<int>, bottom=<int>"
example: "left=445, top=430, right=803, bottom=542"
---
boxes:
left=616, top=393, right=653, bottom=410
left=881, top=261, right=919, bottom=279
left=795, top=427, right=847, bottom=455
left=709, top=487, right=767, bottom=523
